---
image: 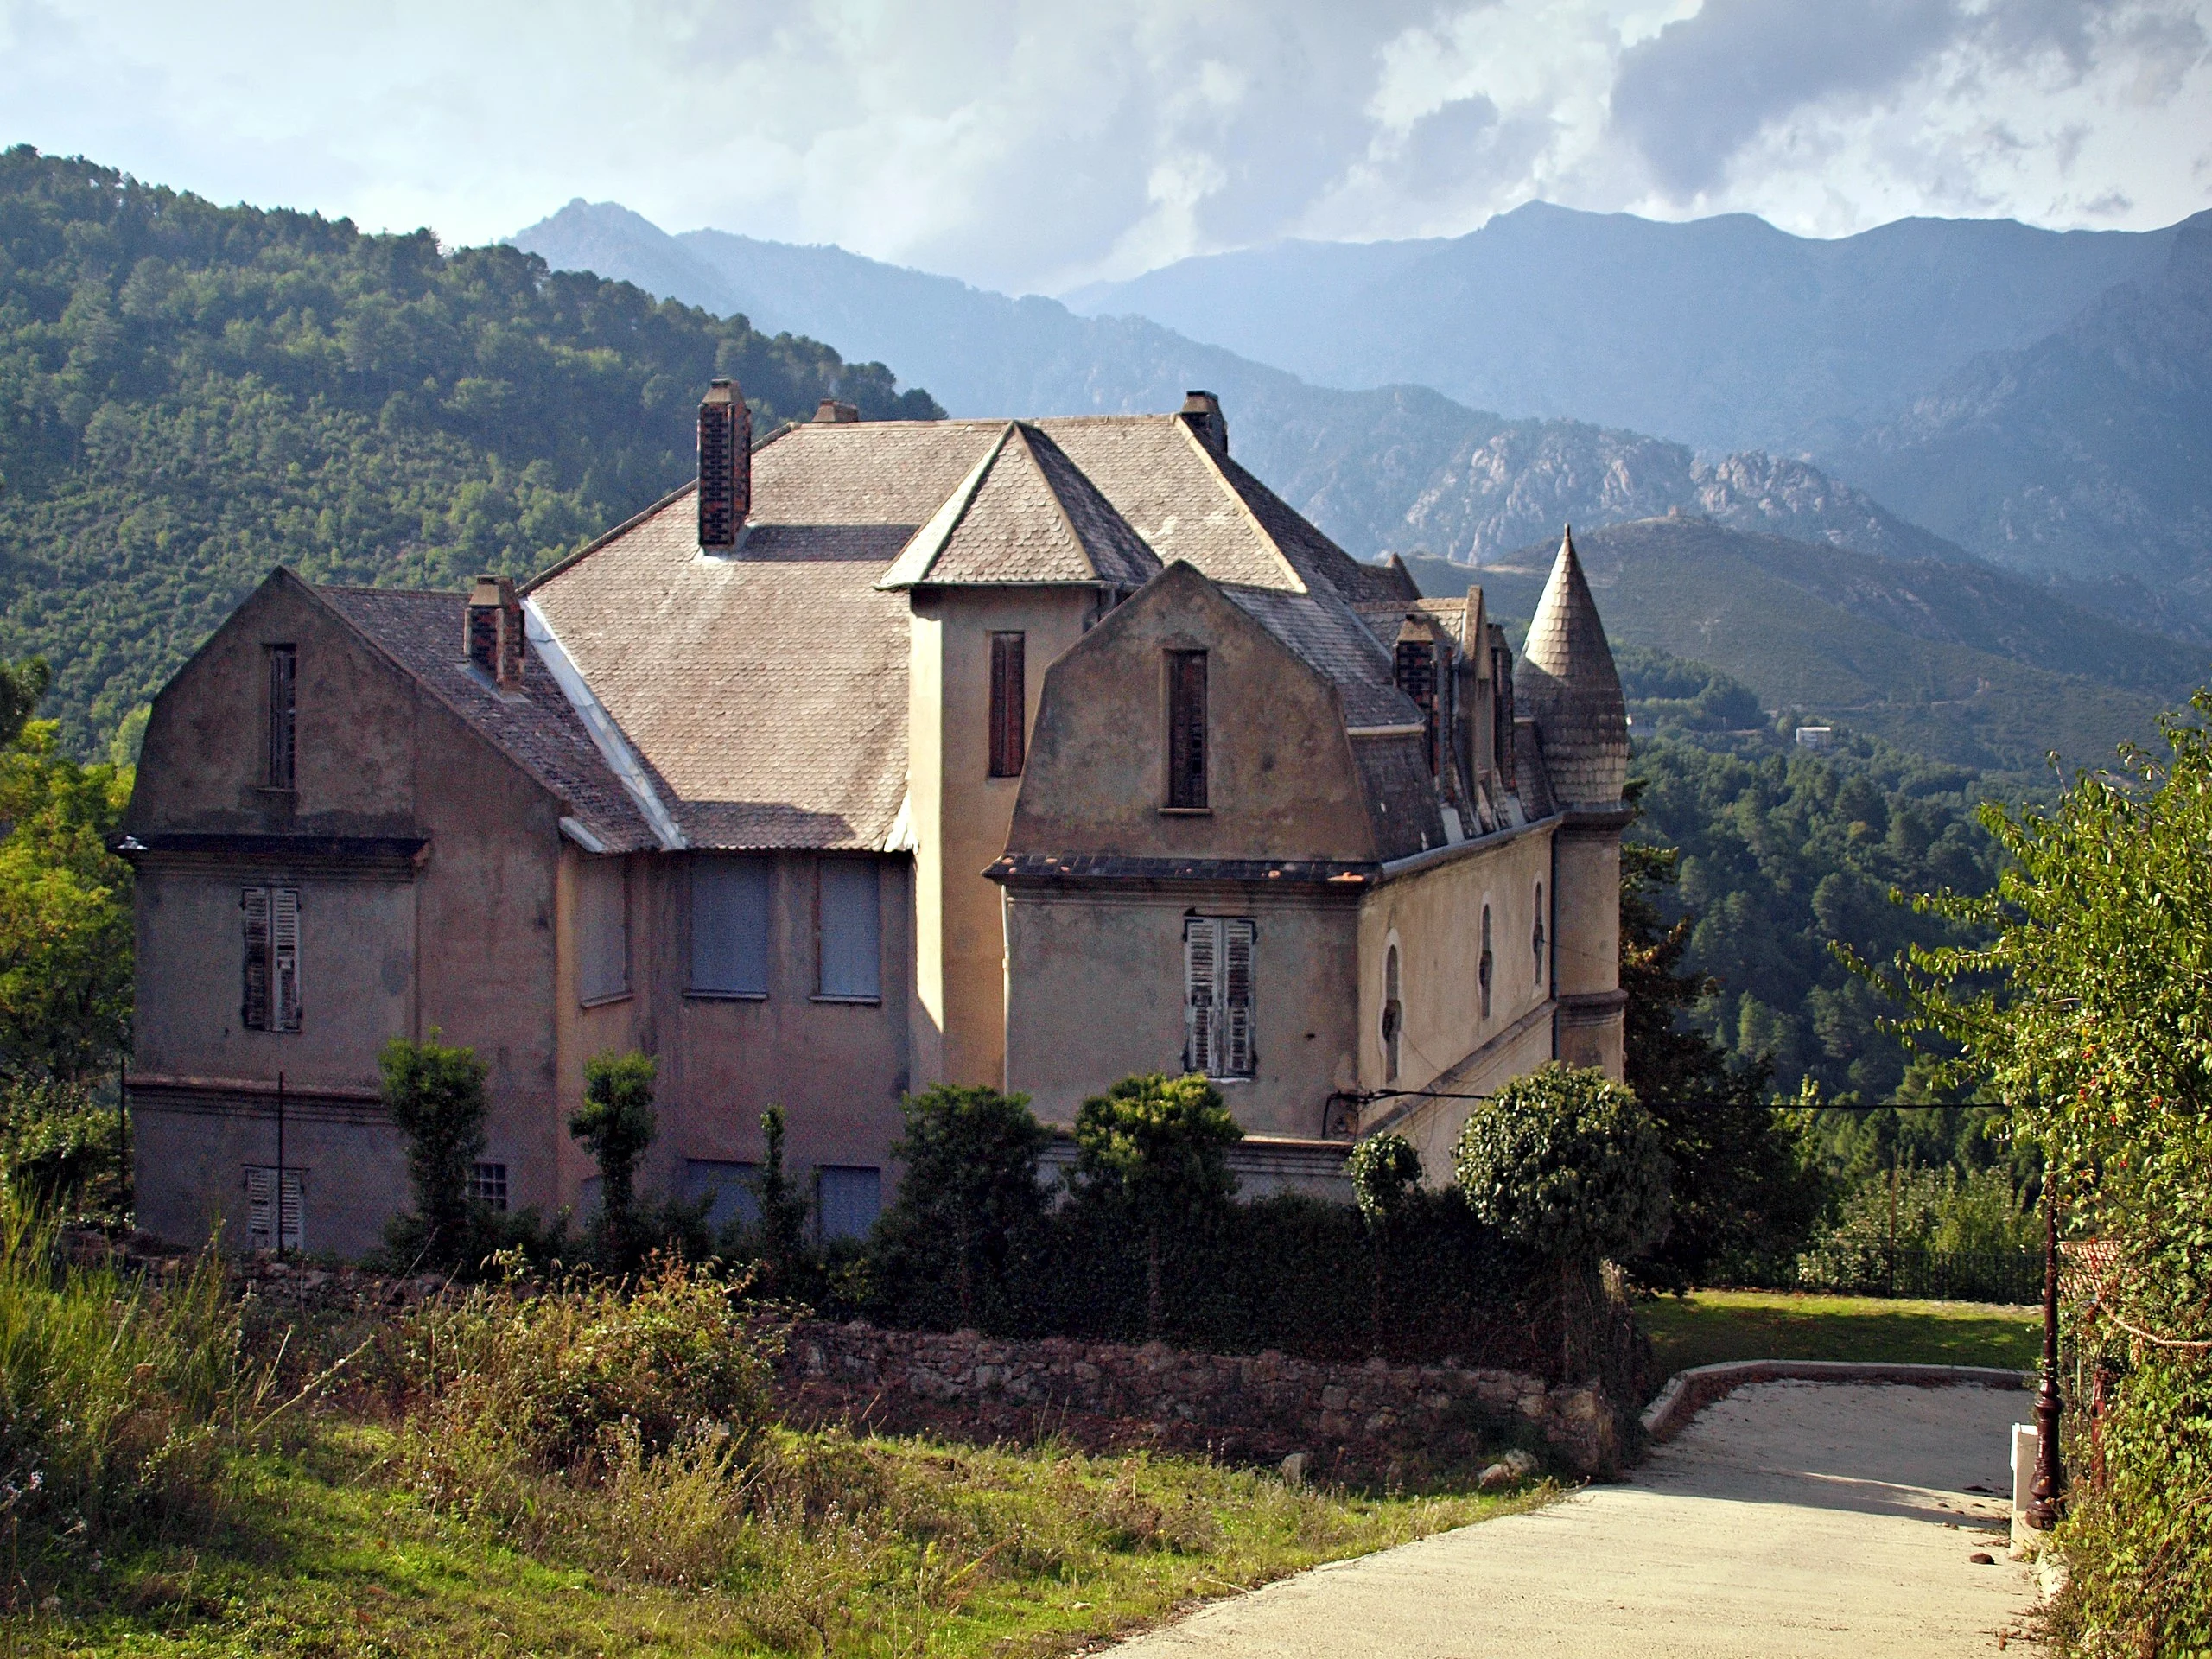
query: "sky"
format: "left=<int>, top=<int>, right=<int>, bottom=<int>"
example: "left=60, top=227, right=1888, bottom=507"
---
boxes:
left=3, top=0, right=2209, bottom=296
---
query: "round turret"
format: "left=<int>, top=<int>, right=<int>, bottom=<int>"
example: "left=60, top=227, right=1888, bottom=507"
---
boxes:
left=1518, top=526, right=1628, bottom=808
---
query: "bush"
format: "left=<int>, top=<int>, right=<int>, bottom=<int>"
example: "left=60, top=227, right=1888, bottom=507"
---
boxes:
left=1454, top=1064, right=1669, bottom=1381
left=411, top=1256, right=777, bottom=1471
left=571, top=1050, right=659, bottom=1271
left=870, top=1084, right=1048, bottom=1332
left=1071, top=1074, right=1242, bottom=1339
left=1, top=1077, right=121, bottom=1219
left=379, top=1033, right=489, bottom=1269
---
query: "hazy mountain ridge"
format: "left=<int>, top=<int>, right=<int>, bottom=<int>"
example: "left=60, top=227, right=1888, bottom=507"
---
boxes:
left=1831, top=212, right=2212, bottom=604
left=510, top=201, right=1965, bottom=573
left=1068, top=201, right=2178, bottom=454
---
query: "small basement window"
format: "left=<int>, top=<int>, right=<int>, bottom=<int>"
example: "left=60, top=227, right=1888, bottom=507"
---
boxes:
left=469, top=1162, right=509, bottom=1211
left=683, top=1160, right=763, bottom=1235
left=817, top=1166, right=882, bottom=1242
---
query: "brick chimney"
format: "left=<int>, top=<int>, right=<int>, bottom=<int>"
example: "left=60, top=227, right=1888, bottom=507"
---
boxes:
left=697, top=378, right=753, bottom=548
left=1179, top=390, right=1228, bottom=458
left=813, top=398, right=861, bottom=423
left=465, top=575, right=524, bottom=689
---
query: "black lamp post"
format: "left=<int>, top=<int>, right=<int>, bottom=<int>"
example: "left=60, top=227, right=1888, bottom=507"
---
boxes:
left=2026, top=1170, right=2067, bottom=1530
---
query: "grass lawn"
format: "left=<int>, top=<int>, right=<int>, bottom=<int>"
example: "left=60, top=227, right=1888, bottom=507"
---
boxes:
left=1638, top=1288, right=2041, bottom=1386
left=18, top=1426, right=1539, bottom=1658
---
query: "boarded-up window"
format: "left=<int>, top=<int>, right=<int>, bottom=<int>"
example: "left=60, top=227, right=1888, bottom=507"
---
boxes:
left=1394, top=639, right=1438, bottom=773
left=1479, top=904, right=1494, bottom=1020
left=817, top=860, right=881, bottom=1000
left=1383, top=943, right=1402, bottom=1083
left=988, top=632, right=1026, bottom=778
left=240, top=887, right=302, bottom=1033
left=244, top=1165, right=304, bottom=1253
left=818, top=1166, right=882, bottom=1242
left=691, top=856, right=771, bottom=996
left=1533, top=881, right=1547, bottom=987
left=1166, top=650, right=1208, bottom=809
left=1185, top=915, right=1255, bottom=1078
left=683, top=1160, right=762, bottom=1234
left=578, top=857, right=629, bottom=1004
left=265, top=645, right=296, bottom=789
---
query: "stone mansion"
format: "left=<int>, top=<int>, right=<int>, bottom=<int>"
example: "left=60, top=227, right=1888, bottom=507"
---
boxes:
left=119, top=387, right=1630, bottom=1255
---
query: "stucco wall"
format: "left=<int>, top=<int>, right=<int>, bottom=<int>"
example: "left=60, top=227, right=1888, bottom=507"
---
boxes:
left=1008, top=563, right=1375, bottom=863
left=907, top=587, right=1095, bottom=1091
left=1002, top=883, right=1360, bottom=1137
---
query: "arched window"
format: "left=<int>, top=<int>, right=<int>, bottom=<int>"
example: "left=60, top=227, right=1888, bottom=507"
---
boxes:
left=1533, top=881, right=1547, bottom=987
left=1478, top=905, right=1494, bottom=1020
left=1382, top=943, right=1402, bottom=1083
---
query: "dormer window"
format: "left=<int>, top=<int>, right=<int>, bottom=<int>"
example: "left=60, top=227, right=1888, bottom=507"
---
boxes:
left=264, top=645, right=296, bottom=790
left=1166, top=650, right=1208, bottom=810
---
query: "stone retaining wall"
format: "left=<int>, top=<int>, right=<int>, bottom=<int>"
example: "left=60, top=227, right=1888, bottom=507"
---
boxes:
left=779, top=1320, right=1624, bottom=1478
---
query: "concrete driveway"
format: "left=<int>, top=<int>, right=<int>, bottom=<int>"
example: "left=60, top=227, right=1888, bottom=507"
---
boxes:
left=1109, top=1380, right=2042, bottom=1657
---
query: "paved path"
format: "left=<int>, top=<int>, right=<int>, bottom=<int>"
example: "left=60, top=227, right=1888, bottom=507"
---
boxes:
left=1111, top=1381, right=2042, bottom=1657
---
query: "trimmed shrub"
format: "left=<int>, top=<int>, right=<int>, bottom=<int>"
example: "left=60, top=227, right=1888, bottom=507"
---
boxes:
left=1071, top=1074, right=1242, bottom=1338
left=870, top=1084, right=1048, bottom=1332
left=571, top=1050, right=658, bottom=1270
left=379, top=1033, right=489, bottom=1269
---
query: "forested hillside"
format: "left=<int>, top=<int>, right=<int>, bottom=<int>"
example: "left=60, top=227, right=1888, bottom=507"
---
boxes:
left=0, top=148, right=942, bottom=753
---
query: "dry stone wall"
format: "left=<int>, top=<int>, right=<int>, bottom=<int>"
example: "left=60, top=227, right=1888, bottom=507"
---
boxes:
left=779, top=1320, right=1624, bottom=1478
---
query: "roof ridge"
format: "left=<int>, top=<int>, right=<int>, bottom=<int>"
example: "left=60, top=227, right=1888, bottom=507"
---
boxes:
left=524, top=478, right=697, bottom=595
left=876, top=423, right=1014, bottom=589
left=314, top=582, right=471, bottom=599
left=1172, top=419, right=1308, bottom=595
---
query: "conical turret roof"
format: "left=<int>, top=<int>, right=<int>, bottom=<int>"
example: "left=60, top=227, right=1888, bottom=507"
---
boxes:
left=1518, top=527, right=1627, bottom=808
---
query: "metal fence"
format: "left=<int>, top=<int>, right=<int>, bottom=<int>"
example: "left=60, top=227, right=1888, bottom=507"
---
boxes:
left=1790, top=1243, right=2044, bottom=1305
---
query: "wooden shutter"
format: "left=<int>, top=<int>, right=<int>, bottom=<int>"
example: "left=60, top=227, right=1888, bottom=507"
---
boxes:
left=1185, top=917, right=1217, bottom=1074
left=1167, top=651, right=1208, bottom=809
left=240, top=887, right=270, bottom=1029
left=989, top=632, right=1026, bottom=778
left=272, top=887, right=301, bottom=1033
left=244, top=1166, right=302, bottom=1252
left=1220, top=918, right=1255, bottom=1077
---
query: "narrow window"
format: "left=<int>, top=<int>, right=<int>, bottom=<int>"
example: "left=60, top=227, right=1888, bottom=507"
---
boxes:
left=1491, top=647, right=1516, bottom=791
left=469, top=1162, right=509, bottom=1211
left=578, top=857, right=629, bottom=1004
left=1533, top=882, right=1547, bottom=987
left=240, top=887, right=302, bottom=1033
left=1166, top=650, right=1208, bottom=809
left=1479, top=904, right=1494, bottom=1020
left=1184, top=915, right=1255, bottom=1078
left=1394, top=639, right=1438, bottom=774
left=265, top=645, right=296, bottom=789
left=817, top=1166, right=883, bottom=1242
left=1382, top=943, right=1402, bottom=1083
left=690, top=855, right=771, bottom=996
left=244, top=1165, right=305, bottom=1253
left=988, top=632, right=1027, bottom=778
left=817, top=859, right=881, bottom=1000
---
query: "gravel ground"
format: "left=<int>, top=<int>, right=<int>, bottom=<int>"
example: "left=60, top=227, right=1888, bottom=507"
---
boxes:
left=1109, top=1379, right=2044, bottom=1657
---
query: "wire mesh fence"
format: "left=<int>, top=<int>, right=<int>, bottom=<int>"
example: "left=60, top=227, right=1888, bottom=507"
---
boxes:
left=1789, top=1243, right=2044, bottom=1305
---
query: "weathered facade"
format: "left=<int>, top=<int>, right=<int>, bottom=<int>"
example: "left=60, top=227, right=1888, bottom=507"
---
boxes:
left=121, top=388, right=1629, bottom=1256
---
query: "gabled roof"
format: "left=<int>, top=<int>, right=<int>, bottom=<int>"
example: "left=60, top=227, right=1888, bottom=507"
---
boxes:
left=315, top=584, right=665, bottom=854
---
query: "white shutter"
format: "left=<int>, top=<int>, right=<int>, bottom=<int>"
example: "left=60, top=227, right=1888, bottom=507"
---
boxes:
left=246, top=1165, right=273, bottom=1249
left=271, top=887, right=302, bottom=1032
left=240, top=887, right=270, bottom=1029
left=1185, top=917, right=1218, bottom=1075
left=279, top=1169, right=304, bottom=1252
left=1221, top=918, right=1255, bottom=1077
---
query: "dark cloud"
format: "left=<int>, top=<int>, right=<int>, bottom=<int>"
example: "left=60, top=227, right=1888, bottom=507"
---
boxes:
left=1612, top=0, right=1963, bottom=199
left=1395, top=94, right=1503, bottom=199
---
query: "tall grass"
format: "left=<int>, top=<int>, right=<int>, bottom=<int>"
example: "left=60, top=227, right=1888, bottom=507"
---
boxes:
left=0, top=1194, right=242, bottom=1598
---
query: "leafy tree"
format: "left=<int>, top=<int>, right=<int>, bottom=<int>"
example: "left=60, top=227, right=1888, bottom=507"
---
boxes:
left=873, top=1084, right=1049, bottom=1332
left=378, top=1033, right=490, bottom=1269
left=1454, top=1065, right=1669, bottom=1375
left=1620, top=829, right=1828, bottom=1287
left=570, top=1050, right=658, bottom=1271
left=1072, top=1073, right=1243, bottom=1339
left=0, top=662, right=132, bottom=1084
left=1869, top=693, right=2212, bottom=1651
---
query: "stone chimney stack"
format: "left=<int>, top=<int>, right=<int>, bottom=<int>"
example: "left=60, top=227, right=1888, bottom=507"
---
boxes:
left=813, top=398, right=861, bottom=423
left=465, top=574, right=524, bottom=689
left=697, top=378, right=752, bottom=548
left=1179, top=391, right=1228, bottom=458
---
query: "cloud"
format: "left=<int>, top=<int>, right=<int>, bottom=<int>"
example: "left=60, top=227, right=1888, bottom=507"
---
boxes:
left=0, top=0, right=2206, bottom=292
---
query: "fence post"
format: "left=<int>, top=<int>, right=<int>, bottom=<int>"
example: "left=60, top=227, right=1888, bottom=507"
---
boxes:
left=2026, top=1173, right=2066, bottom=1529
